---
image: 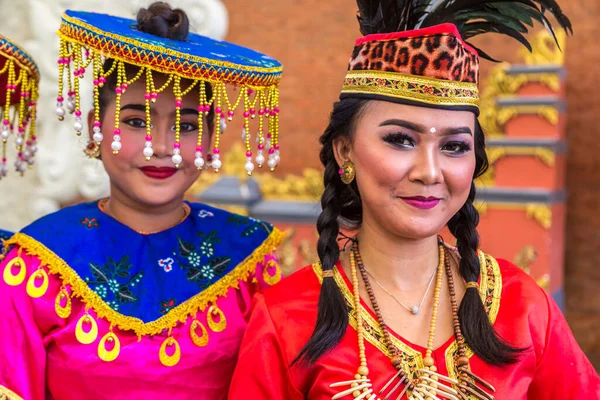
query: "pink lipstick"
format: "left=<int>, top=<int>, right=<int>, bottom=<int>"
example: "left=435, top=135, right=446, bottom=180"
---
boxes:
left=400, top=196, right=441, bottom=210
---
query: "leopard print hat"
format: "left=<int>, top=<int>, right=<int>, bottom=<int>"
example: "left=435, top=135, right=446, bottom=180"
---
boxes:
left=340, top=1, right=573, bottom=115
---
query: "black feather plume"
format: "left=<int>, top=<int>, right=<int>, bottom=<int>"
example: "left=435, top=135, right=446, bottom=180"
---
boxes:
left=355, top=0, right=572, bottom=61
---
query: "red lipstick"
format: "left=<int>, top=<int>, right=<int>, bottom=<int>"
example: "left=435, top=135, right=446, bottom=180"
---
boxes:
left=140, top=166, right=177, bottom=180
left=400, top=196, right=441, bottom=210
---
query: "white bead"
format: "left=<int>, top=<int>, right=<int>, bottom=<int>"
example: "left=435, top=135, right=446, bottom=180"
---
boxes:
left=275, top=150, right=280, bottom=156
left=93, top=126, right=101, bottom=133
left=195, top=151, right=202, bottom=158
left=56, top=107, right=65, bottom=117
left=73, top=121, right=83, bottom=132
left=212, top=159, right=222, bottom=169
left=245, top=162, right=255, bottom=172
left=220, top=119, right=227, bottom=132
left=194, top=157, right=205, bottom=168
left=93, top=132, right=104, bottom=142
left=1, top=131, right=9, bottom=139
left=15, top=137, right=23, bottom=146
left=27, top=158, right=35, bottom=166
left=274, top=154, right=281, bottom=164
left=113, top=135, right=121, bottom=142
left=66, top=101, right=75, bottom=112
left=173, top=148, right=181, bottom=155
left=30, top=145, right=38, bottom=153
left=212, top=153, right=220, bottom=160
left=144, top=141, right=152, bottom=148
left=241, top=128, right=246, bottom=140
left=267, top=158, right=277, bottom=169
left=172, top=154, right=183, bottom=165
left=255, top=154, right=265, bottom=165
left=111, top=141, right=122, bottom=151
left=143, top=147, right=154, bottom=158
left=23, top=151, right=31, bottom=159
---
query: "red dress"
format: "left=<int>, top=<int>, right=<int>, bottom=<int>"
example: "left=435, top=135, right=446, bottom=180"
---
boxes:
left=229, top=251, right=599, bottom=399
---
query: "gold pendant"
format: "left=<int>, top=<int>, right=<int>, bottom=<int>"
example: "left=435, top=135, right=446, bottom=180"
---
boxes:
left=3, top=256, right=26, bottom=286
left=262, top=259, right=282, bottom=286
left=98, top=331, right=120, bottom=362
left=207, top=305, right=227, bottom=332
left=75, top=312, right=99, bottom=344
left=190, top=319, right=209, bottom=347
left=26, top=268, right=49, bottom=298
left=159, top=336, right=181, bottom=367
left=55, top=288, right=72, bottom=319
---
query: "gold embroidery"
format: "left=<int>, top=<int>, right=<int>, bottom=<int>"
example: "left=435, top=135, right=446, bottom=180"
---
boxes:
left=190, top=319, right=210, bottom=347
left=159, top=337, right=181, bottom=367
left=2, top=256, right=26, bottom=286
left=342, top=70, right=479, bottom=108
left=98, top=331, right=120, bottom=362
left=55, top=287, right=72, bottom=319
left=4, top=229, right=284, bottom=337
left=262, top=259, right=282, bottom=286
left=311, top=249, right=502, bottom=383
left=75, top=311, right=99, bottom=344
left=0, top=384, right=24, bottom=400
left=445, top=251, right=502, bottom=385
left=207, top=305, right=227, bottom=333
left=25, top=268, right=49, bottom=298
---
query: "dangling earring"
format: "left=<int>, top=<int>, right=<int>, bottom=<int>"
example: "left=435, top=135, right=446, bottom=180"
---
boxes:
left=84, top=140, right=101, bottom=159
left=339, top=160, right=355, bottom=185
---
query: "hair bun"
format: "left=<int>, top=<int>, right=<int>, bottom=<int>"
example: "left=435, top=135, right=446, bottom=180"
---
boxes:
left=136, top=2, right=190, bottom=41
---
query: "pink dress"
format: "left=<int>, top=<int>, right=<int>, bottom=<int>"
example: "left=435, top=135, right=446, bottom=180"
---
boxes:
left=0, top=201, right=284, bottom=400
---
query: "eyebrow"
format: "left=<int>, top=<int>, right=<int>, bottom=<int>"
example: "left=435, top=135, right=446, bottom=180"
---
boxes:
left=120, top=104, right=199, bottom=116
left=379, top=118, right=472, bottom=136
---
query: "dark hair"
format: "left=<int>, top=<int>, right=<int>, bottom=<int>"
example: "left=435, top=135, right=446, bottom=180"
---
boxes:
left=97, top=2, right=213, bottom=128
left=295, top=98, right=522, bottom=365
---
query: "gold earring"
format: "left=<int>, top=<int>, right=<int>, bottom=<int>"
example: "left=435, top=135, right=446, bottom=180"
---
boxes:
left=84, top=141, right=101, bottom=159
left=339, top=160, right=355, bottom=185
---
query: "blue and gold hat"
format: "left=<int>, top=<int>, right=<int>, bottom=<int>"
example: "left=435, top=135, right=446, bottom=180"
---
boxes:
left=55, top=7, right=283, bottom=173
left=0, top=34, right=40, bottom=178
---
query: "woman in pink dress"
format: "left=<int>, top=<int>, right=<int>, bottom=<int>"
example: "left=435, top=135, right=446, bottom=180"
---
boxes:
left=0, top=2, right=284, bottom=399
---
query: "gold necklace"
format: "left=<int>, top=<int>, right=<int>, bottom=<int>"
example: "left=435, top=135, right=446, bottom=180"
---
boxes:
left=330, top=241, right=495, bottom=400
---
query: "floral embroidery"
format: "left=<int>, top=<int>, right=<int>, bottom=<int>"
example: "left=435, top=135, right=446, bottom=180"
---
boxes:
left=84, top=256, right=143, bottom=311
left=201, top=265, right=215, bottom=280
left=198, top=210, right=214, bottom=218
left=80, top=217, right=99, bottom=229
left=158, top=257, right=174, bottom=272
left=160, top=298, right=176, bottom=314
left=188, top=252, right=202, bottom=267
left=176, top=234, right=232, bottom=289
left=200, top=241, right=214, bottom=257
left=227, top=215, right=273, bottom=237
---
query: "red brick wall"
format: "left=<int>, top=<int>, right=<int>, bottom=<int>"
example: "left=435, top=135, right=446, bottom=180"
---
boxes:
left=224, top=0, right=600, bottom=368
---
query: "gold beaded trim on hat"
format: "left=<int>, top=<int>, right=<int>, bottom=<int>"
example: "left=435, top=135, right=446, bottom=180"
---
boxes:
left=2, top=230, right=284, bottom=367
left=341, top=69, right=479, bottom=108
left=0, top=37, right=40, bottom=179
left=55, top=39, right=282, bottom=174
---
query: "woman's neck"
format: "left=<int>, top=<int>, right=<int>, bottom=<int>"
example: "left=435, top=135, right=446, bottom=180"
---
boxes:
left=103, top=188, right=188, bottom=234
left=355, top=218, right=441, bottom=292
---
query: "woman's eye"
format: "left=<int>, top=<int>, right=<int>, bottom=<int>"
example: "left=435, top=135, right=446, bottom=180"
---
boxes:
left=382, top=133, right=415, bottom=148
left=171, top=123, right=197, bottom=132
left=441, top=141, right=471, bottom=154
left=123, top=118, right=146, bottom=128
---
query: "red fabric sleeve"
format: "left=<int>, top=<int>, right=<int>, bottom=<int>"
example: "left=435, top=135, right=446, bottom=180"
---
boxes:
left=228, top=293, right=304, bottom=400
left=527, top=290, right=600, bottom=398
